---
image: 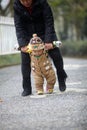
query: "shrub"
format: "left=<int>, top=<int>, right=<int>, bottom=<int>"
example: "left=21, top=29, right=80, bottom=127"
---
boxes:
left=61, top=40, right=87, bottom=58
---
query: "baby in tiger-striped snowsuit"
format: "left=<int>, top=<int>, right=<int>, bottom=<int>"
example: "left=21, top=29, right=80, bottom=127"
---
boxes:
left=27, top=34, right=56, bottom=95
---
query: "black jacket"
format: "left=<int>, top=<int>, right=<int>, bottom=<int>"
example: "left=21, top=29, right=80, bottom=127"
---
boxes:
left=13, top=0, right=57, bottom=47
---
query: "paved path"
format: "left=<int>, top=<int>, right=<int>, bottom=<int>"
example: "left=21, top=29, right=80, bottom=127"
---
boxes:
left=0, top=58, right=87, bottom=130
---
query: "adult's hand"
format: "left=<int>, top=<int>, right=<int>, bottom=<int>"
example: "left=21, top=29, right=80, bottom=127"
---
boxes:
left=21, top=46, right=28, bottom=53
left=45, top=43, right=53, bottom=50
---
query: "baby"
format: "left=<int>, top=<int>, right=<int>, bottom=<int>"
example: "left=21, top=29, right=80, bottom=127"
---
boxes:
left=27, top=34, right=56, bottom=95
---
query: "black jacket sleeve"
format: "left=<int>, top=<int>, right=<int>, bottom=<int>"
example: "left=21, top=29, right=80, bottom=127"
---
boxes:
left=14, top=5, right=30, bottom=47
left=41, top=0, right=58, bottom=43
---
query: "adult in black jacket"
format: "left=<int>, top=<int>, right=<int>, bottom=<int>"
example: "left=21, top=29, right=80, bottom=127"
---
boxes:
left=13, top=0, right=67, bottom=96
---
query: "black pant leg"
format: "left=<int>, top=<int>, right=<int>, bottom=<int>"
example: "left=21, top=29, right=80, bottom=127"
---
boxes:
left=21, top=52, right=32, bottom=93
left=48, top=47, right=67, bottom=82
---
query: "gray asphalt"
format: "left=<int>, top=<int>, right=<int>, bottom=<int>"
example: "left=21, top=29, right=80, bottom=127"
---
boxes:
left=0, top=57, right=87, bottom=130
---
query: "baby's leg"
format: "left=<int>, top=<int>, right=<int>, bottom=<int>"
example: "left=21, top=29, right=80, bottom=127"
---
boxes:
left=33, top=72, right=44, bottom=95
left=45, top=68, right=56, bottom=94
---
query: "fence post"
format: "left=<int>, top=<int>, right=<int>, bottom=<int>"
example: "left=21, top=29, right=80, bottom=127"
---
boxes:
left=0, top=16, right=19, bottom=55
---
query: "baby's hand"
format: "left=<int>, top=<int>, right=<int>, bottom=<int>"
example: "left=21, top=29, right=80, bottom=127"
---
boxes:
left=26, top=45, right=32, bottom=53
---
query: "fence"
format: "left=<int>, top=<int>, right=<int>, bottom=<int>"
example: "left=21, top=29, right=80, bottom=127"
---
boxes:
left=0, top=16, right=19, bottom=55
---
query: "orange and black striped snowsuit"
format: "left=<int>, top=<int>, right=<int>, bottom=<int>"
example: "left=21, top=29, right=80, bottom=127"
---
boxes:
left=30, top=52, right=56, bottom=92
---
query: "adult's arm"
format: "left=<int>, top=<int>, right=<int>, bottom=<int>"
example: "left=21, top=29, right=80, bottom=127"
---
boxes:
left=41, top=0, right=58, bottom=43
left=13, top=4, right=29, bottom=48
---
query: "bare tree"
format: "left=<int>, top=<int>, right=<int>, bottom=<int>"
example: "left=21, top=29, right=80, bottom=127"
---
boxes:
left=0, top=0, right=14, bottom=17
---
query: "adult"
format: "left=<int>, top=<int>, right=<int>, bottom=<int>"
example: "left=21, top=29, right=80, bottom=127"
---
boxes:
left=13, top=0, right=67, bottom=96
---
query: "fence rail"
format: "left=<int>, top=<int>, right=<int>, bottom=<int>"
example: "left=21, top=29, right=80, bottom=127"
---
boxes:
left=0, top=16, right=19, bottom=55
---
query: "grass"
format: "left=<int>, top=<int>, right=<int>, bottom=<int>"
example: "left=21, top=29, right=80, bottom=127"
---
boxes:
left=0, top=53, right=21, bottom=68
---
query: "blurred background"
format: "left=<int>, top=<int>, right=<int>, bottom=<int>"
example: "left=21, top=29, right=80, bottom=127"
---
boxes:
left=0, top=0, right=87, bottom=67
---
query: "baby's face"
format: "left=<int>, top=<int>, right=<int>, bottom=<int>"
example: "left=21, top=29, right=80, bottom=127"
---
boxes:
left=33, top=49, right=44, bottom=56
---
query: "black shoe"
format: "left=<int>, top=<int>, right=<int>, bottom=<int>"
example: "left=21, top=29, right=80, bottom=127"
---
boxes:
left=59, top=79, right=66, bottom=92
left=22, top=90, right=31, bottom=96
